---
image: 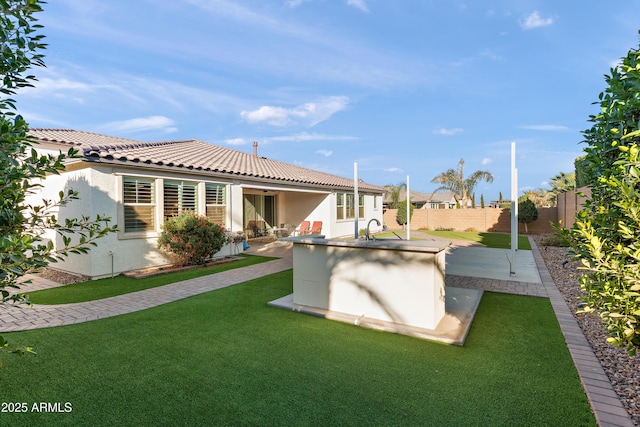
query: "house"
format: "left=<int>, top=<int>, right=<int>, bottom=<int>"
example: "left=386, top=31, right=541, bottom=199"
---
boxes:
left=27, top=129, right=385, bottom=279
left=383, top=188, right=470, bottom=209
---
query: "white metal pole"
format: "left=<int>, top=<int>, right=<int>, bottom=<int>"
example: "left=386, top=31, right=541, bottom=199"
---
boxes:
left=510, top=142, right=518, bottom=275
left=354, top=162, right=359, bottom=240
left=406, top=175, right=410, bottom=240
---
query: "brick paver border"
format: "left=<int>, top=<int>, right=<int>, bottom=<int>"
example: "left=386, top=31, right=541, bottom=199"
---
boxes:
left=529, top=237, right=634, bottom=427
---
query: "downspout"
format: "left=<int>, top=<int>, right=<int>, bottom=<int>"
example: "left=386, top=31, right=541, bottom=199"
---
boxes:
left=108, top=250, right=114, bottom=278
left=354, top=162, right=359, bottom=239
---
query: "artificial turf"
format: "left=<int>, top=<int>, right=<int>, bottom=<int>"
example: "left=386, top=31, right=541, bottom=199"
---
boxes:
left=1, top=271, right=595, bottom=426
left=424, top=231, right=533, bottom=250
left=27, top=254, right=275, bottom=305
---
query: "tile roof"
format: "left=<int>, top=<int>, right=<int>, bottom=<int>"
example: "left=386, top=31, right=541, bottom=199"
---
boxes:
left=383, top=188, right=458, bottom=204
left=28, top=128, right=384, bottom=193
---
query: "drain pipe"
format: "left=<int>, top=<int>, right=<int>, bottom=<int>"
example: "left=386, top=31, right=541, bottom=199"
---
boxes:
left=354, top=162, right=359, bottom=240
left=108, top=250, right=114, bottom=278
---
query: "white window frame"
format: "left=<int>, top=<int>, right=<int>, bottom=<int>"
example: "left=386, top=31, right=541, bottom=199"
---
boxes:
left=122, top=176, right=156, bottom=233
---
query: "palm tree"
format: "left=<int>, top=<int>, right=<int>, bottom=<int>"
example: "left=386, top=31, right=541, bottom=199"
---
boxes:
left=431, top=159, right=493, bottom=208
left=549, top=171, right=575, bottom=194
left=384, top=182, right=407, bottom=209
left=523, top=188, right=555, bottom=207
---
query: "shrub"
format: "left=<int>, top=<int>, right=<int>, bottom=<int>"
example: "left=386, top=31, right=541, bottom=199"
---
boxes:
left=158, top=212, right=227, bottom=266
left=564, top=34, right=640, bottom=355
left=540, top=234, right=570, bottom=247
left=465, top=227, right=478, bottom=232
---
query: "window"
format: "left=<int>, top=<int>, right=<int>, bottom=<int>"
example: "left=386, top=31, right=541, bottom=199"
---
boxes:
left=164, top=180, right=197, bottom=219
left=123, top=177, right=155, bottom=232
left=336, top=193, right=344, bottom=220
left=373, top=195, right=378, bottom=210
left=345, top=194, right=355, bottom=219
left=206, top=183, right=226, bottom=225
left=337, top=193, right=365, bottom=220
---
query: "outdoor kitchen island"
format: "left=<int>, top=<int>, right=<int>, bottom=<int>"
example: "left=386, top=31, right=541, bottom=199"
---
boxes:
left=269, top=236, right=484, bottom=345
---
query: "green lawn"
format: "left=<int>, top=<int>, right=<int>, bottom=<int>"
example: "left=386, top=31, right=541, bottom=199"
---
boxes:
left=1, top=271, right=595, bottom=426
left=425, top=230, right=532, bottom=250
left=27, top=254, right=275, bottom=305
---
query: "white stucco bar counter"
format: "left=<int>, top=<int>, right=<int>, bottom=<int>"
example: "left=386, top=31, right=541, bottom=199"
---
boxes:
left=290, top=237, right=449, bottom=330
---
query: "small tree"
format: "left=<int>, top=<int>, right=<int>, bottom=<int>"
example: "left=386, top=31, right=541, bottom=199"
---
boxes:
left=158, top=212, right=226, bottom=266
left=1, top=0, right=116, bottom=363
left=396, top=200, right=414, bottom=229
left=518, top=199, right=538, bottom=234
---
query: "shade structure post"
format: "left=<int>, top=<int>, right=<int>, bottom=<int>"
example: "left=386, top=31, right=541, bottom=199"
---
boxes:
left=406, top=175, right=410, bottom=240
left=510, top=142, right=518, bottom=275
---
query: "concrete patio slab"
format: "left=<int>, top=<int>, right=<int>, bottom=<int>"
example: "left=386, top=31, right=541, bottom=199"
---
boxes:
left=268, top=286, right=483, bottom=346
left=446, top=247, right=542, bottom=284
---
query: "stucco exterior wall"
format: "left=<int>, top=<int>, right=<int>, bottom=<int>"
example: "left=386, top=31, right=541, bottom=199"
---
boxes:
left=31, top=159, right=384, bottom=278
left=383, top=207, right=557, bottom=234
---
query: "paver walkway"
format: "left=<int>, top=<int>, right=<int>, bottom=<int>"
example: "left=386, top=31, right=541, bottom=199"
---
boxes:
left=0, top=238, right=634, bottom=426
left=0, top=247, right=291, bottom=332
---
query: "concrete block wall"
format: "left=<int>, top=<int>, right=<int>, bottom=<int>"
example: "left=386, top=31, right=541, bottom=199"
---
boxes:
left=383, top=207, right=557, bottom=234
left=556, top=186, right=591, bottom=228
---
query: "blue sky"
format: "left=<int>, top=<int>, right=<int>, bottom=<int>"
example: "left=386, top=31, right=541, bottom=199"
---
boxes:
left=15, top=0, right=640, bottom=201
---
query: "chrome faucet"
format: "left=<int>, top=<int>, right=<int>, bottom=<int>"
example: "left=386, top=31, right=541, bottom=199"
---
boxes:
left=365, top=218, right=381, bottom=240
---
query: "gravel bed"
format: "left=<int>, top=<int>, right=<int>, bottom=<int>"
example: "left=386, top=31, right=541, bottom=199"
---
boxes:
left=534, top=235, right=640, bottom=425
left=36, top=268, right=89, bottom=285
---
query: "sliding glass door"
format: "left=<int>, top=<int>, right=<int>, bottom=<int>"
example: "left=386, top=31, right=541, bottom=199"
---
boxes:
left=243, top=194, right=276, bottom=236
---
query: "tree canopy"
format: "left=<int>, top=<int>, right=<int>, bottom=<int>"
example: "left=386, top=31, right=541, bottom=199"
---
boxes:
left=0, top=0, right=115, bottom=362
left=430, top=159, right=493, bottom=208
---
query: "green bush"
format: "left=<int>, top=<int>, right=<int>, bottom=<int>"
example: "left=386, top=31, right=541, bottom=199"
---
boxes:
left=564, top=33, right=640, bottom=355
left=158, top=212, right=227, bottom=266
left=540, top=234, right=570, bottom=247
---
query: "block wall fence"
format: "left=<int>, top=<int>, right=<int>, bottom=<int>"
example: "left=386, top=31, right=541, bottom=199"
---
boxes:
left=556, top=186, right=591, bottom=229
left=382, top=207, right=558, bottom=234
left=381, top=187, right=592, bottom=235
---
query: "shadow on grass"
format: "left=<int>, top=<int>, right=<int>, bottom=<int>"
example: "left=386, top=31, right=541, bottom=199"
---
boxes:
left=28, top=254, right=277, bottom=305
left=0, top=271, right=595, bottom=426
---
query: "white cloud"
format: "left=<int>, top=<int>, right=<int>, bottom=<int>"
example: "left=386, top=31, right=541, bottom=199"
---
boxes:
left=101, top=115, right=177, bottom=133
left=240, top=96, right=349, bottom=127
left=520, top=124, right=569, bottom=131
left=265, top=132, right=358, bottom=143
left=433, top=128, right=463, bottom=136
left=346, top=0, right=369, bottom=13
left=286, top=0, right=310, bottom=7
left=385, top=167, right=403, bottom=173
left=481, top=158, right=493, bottom=165
left=225, top=138, right=248, bottom=146
left=316, top=149, right=333, bottom=157
left=520, top=11, right=554, bottom=30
